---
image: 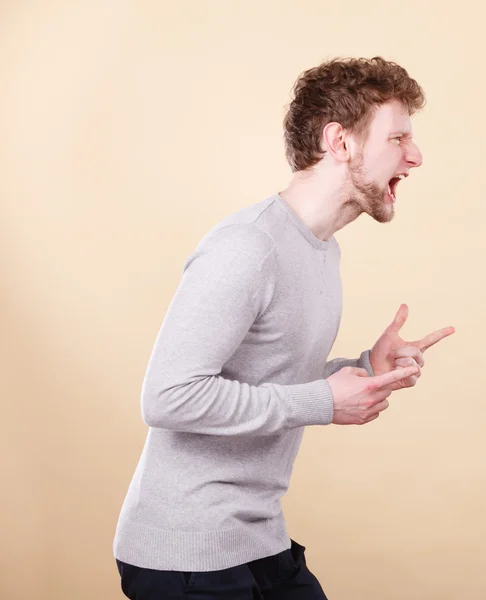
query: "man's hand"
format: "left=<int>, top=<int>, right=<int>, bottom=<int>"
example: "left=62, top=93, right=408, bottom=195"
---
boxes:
left=370, top=304, right=455, bottom=390
left=328, top=365, right=420, bottom=425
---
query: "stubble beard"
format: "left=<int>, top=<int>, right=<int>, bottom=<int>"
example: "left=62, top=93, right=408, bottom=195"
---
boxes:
left=345, top=156, right=394, bottom=224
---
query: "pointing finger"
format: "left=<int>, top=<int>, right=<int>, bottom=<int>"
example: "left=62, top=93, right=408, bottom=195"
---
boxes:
left=368, top=365, right=419, bottom=391
left=415, top=326, right=455, bottom=352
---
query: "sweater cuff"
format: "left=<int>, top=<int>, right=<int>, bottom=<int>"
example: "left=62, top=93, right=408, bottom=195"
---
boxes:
left=359, top=349, right=374, bottom=377
left=287, top=379, right=334, bottom=427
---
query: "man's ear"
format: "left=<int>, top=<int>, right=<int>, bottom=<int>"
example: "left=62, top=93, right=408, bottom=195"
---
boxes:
left=322, top=122, right=350, bottom=162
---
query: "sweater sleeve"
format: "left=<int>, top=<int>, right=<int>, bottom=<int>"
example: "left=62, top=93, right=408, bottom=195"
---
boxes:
left=322, top=349, right=374, bottom=378
left=141, top=224, right=334, bottom=436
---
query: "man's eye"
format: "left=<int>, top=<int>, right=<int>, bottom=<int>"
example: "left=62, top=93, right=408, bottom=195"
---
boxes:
left=392, top=137, right=402, bottom=145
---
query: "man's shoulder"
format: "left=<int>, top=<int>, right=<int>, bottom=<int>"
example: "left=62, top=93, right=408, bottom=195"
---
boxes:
left=197, top=196, right=280, bottom=254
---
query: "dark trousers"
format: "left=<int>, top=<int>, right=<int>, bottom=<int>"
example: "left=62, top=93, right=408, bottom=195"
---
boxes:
left=116, top=539, right=328, bottom=599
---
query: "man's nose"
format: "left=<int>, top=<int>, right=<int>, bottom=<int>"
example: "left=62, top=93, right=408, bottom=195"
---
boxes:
left=407, top=141, right=423, bottom=168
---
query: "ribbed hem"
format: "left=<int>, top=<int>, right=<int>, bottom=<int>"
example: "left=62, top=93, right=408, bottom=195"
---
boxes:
left=358, top=349, right=374, bottom=376
left=287, top=378, right=334, bottom=426
left=113, top=516, right=291, bottom=572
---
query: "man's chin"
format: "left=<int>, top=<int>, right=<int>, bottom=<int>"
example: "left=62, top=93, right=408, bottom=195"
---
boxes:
left=349, top=192, right=395, bottom=223
left=366, top=199, right=395, bottom=223
left=372, top=205, right=395, bottom=223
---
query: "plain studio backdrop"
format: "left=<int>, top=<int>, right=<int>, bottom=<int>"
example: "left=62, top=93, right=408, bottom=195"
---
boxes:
left=1, top=1, right=484, bottom=598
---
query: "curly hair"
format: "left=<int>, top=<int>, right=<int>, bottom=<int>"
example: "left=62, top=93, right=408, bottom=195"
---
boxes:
left=283, top=56, right=426, bottom=172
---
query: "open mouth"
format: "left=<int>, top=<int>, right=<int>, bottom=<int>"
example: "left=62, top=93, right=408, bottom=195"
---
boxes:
left=387, top=174, right=407, bottom=203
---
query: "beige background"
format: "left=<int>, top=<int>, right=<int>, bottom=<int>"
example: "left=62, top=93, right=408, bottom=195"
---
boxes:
left=1, top=1, right=484, bottom=598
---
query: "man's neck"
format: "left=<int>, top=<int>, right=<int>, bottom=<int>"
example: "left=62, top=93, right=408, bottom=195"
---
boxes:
left=278, top=165, right=361, bottom=241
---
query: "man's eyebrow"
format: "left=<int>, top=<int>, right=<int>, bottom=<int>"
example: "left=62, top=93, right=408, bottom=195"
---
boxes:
left=390, top=130, right=412, bottom=137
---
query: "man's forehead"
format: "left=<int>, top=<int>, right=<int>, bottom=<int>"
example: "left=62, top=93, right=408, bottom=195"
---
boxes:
left=371, top=100, right=412, bottom=134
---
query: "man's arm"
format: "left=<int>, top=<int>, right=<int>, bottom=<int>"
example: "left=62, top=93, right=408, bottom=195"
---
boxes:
left=141, top=225, right=335, bottom=436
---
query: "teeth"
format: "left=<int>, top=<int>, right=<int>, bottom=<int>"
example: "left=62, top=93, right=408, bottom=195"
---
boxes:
left=397, top=174, right=405, bottom=179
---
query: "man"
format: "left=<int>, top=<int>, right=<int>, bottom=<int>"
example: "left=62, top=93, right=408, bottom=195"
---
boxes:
left=113, top=56, right=454, bottom=599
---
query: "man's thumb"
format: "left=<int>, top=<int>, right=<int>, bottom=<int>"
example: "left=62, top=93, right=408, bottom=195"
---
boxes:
left=348, top=367, right=369, bottom=377
left=387, top=303, right=409, bottom=334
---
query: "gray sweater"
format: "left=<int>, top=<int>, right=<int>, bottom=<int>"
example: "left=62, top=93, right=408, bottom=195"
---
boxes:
left=113, top=193, right=373, bottom=572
